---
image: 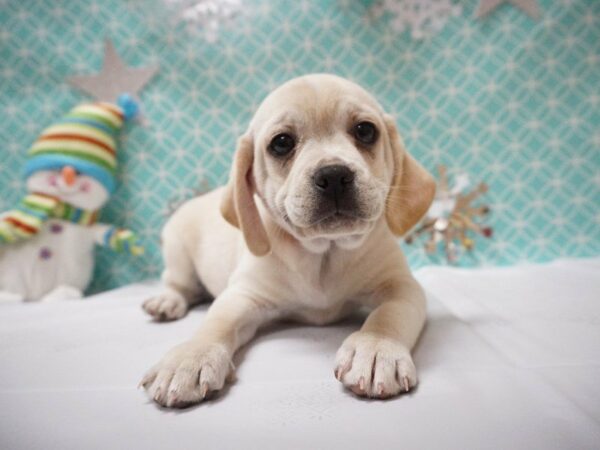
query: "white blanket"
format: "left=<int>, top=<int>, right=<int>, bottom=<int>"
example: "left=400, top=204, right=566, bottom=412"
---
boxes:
left=1, top=258, right=599, bottom=449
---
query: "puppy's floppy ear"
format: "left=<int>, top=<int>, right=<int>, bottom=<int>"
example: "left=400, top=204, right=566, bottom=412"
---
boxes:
left=220, top=134, right=271, bottom=256
left=384, top=114, right=436, bottom=236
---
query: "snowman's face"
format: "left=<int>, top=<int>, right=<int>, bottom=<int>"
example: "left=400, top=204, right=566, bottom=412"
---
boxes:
left=26, top=167, right=109, bottom=210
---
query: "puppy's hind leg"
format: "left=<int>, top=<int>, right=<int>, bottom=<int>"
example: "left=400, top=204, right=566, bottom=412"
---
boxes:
left=143, top=237, right=208, bottom=322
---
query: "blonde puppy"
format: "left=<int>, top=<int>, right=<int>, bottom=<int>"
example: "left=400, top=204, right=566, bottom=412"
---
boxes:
left=140, top=74, right=435, bottom=408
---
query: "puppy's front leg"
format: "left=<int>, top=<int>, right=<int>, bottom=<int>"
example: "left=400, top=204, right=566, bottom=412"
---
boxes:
left=335, top=276, right=427, bottom=399
left=141, top=287, right=279, bottom=408
left=142, top=237, right=203, bottom=322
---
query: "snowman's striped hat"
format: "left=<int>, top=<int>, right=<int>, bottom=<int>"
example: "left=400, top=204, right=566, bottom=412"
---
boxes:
left=23, top=101, right=131, bottom=193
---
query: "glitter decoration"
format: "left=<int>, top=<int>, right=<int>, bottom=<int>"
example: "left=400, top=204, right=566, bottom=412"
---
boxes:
left=369, top=0, right=462, bottom=39
left=165, top=0, right=244, bottom=43
left=405, top=166, right=493, bottom=263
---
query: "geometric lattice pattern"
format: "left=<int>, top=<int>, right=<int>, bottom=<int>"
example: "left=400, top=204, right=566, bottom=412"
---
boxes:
left=0, top=0, right=598, bottom=293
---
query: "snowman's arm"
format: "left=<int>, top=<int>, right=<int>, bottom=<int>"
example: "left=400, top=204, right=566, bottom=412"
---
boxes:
left=91, top=223, right=144, bottom=255
left=91, top=223, right=112, bottom=244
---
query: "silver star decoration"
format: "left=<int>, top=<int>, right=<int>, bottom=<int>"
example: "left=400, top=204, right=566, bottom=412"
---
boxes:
left=68, top=40, right=158, bottom=102
left=475, top=0, right=541, bottom=19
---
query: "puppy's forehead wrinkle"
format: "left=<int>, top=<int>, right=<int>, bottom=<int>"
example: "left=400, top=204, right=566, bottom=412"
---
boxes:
left=252, top=77, right=384, bottom=139
left=262, top=110, right=305, bottom=134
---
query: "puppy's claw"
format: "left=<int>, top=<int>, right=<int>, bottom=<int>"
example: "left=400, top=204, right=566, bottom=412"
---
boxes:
left=358, top=376, right=365, bottom=392
left=402, top=376, right=410, bottom=392
left=167, top=394, right=178, bottom=408
left=153, top=388, right=162, bottom=403
left=200, top=382, right=209, bottom=398
left=138, top=373, right=154, bottom=389
left=334, top=364, right=348, bottom=381
left=377, top=382, right=385, bottom=396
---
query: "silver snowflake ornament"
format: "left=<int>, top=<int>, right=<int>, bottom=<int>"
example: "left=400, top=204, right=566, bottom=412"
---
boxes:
left=370, top=0, right=462, bottom=40
left=166, top=0, right=244, bottom=43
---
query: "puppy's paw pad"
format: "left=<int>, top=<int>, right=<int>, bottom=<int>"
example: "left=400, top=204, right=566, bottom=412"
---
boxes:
left=142, top=293, right=188, bottom=321
left=141, top=343, right=232, bottom=408
left=334, top=331, right=417, bottom=399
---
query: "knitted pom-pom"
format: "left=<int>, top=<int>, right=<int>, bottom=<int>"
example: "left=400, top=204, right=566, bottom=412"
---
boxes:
left=117, top=93, right=139, bottom=121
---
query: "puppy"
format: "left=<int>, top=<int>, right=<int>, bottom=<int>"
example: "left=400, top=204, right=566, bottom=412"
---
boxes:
left=140, top=74, right=436, bottom=408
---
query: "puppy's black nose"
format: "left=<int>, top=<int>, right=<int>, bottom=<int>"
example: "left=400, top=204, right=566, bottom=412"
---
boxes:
left=313, top=164, right=355, bottom=198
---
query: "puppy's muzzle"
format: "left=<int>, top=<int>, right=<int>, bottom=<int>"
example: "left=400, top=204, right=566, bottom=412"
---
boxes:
left=311, top=164, right=360, bottom=222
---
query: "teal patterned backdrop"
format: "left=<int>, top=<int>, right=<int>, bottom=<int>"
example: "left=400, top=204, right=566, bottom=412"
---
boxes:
left=1, top=0, right=599, bottom=293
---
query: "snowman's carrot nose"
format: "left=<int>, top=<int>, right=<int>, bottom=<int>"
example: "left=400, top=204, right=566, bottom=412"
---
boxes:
left=61, top=166, right=77, bottom=186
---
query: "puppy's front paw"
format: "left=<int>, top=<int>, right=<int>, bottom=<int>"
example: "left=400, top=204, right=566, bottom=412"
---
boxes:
left=140, top=342, right=233, bottom=408
left=334, top=331, right=417, bottom=399
left=142, top=293, right=188, bottom=321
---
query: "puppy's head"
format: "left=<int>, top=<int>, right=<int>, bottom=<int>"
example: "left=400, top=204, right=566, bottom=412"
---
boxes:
left=221, top=74, right=435, bottom=255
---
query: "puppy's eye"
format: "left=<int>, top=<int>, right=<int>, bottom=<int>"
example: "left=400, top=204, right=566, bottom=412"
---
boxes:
left=353, top=121, right=378, bottom=145
left=268, top=133, right=295, bottom=157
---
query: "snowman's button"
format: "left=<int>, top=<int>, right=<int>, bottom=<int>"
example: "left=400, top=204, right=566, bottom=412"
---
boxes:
left=39, top=247, right=52, bottom=260
left=50, top=223, right=63, bottom=234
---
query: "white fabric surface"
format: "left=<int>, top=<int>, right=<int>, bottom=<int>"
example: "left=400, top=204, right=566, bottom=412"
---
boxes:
left=1, top=258, right=599, bottom=449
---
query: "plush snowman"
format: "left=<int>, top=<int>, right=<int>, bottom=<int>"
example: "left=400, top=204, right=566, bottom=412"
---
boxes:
left=0, top=101, right=143, bottom=302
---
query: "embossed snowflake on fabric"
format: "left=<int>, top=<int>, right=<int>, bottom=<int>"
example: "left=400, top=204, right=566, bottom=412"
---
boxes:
left=370, top=0, right=461, bottom=39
